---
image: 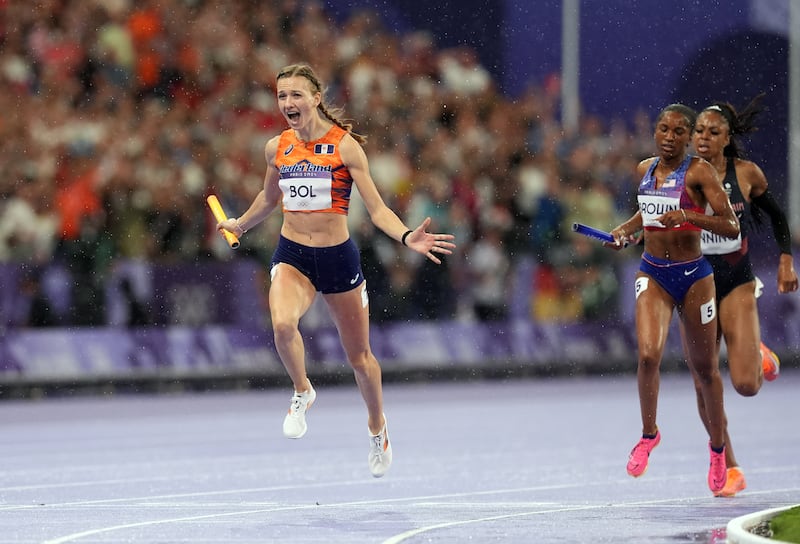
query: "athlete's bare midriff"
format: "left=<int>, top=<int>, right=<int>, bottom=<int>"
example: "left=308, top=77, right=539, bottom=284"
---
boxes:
left=644, top=229, right=702, bottom=262
left=281, top=211, right=350, bottom=247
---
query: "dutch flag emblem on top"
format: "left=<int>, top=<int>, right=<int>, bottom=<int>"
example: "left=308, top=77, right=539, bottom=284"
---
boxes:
left=314, top=144, right=335, bottom=155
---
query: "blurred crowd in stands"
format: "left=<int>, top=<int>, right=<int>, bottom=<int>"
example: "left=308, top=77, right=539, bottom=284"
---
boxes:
left=1, top=0, right=658, bottom=327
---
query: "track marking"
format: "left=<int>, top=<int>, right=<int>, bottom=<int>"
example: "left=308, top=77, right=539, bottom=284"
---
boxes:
left=38, top=483, right=800, bottom=544
left=382, top=503, right=606, bottom=544
left=381, top=488, right=800, bottom=544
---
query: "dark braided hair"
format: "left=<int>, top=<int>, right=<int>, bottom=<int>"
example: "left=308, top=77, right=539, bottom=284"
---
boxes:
left=702, top=93, right=769, bottom=228
left=276, top=63, right=367, bottom=145
left=701, top=92, right=766, bottom=159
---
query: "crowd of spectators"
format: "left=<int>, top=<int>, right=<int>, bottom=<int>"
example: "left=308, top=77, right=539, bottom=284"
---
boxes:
left=0, top=0, right=657, bottom=328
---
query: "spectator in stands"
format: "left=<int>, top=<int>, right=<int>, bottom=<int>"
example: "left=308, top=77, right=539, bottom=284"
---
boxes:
left=0, top=0, right=655, bottom=329
left=19, top=269, right=57, bottom=327
left=467, top=222, right=510, bottom=321
left=0, top=171, right=58, bottom=263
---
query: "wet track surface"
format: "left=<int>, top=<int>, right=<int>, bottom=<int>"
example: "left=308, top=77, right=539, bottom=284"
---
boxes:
left=1, top=370, right=797, bottom=543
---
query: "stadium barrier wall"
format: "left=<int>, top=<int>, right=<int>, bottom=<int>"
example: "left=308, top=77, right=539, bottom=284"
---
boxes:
left=1, top=260, right=798, bottom=393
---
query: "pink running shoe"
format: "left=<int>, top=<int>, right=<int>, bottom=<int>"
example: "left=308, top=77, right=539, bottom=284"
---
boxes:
left=708, top=443, right=727, bottom=493
left=627, top=431, right=661, bottom=477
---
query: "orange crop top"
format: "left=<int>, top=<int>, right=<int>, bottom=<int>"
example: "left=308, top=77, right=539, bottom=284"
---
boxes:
left=274, top=125, right=353, bottom=215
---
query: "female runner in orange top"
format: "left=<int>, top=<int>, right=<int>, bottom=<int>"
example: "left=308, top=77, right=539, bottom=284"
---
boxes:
left=217, top=63, right=455, bottom=478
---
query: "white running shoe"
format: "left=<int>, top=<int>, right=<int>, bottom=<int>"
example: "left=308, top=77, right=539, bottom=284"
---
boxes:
left=282, top=385, right=316, bottom=439
left=368, top=416, right=393, bottom=478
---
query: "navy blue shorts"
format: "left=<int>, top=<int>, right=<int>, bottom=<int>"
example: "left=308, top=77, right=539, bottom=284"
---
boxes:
left=705, top=252, right=755, bottom=302
left=270, top=235, right=365, bottom=294
left=639, top=252, right=713, bottom=303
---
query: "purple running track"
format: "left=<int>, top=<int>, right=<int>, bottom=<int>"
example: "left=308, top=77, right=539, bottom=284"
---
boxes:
left=1, top=370, right=797, bottom=543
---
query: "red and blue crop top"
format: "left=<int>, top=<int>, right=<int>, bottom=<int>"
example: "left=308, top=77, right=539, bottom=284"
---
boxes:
left=638, top=155, right=704, bottom=232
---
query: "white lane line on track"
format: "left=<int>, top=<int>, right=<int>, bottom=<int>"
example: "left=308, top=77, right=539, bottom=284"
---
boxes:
left=18, top=477, right=632, bottom=513
left=35, top=480, right=800, bottom=543
left=36, top=497, right=666, bottom=544
left=0, top=478, right=372, bottom=512
left=7, top=471, right=642, bottom=512
left=381, top=504, right=608, bottom=544
left=41, top=507, right=304, bottom=544
left=380, top=487, right=800, bottom=544
left=35, top=481, right=676, bottom=544
left=0, top=476, right=181, bottom=493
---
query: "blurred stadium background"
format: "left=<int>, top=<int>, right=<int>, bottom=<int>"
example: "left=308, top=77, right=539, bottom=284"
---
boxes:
left=1, top=0, right=798, bottom=397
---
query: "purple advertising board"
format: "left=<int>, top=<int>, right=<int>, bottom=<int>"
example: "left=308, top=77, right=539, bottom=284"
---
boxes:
left=2, top=258, right=798, bottom=385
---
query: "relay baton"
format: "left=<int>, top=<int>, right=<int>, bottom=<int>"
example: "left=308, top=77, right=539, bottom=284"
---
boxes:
left=571, top=222, right=628, bottom=247
left=206, top=195, right=240, bottom=249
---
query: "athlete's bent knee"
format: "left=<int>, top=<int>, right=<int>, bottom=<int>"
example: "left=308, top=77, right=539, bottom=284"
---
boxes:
left=637, top=352, right=661, bottom=374
left=732, top=377, right=761, bottom=397
left=272, top=319, right=299, bottom=346
left=348, top=350, right=377, bottom=375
